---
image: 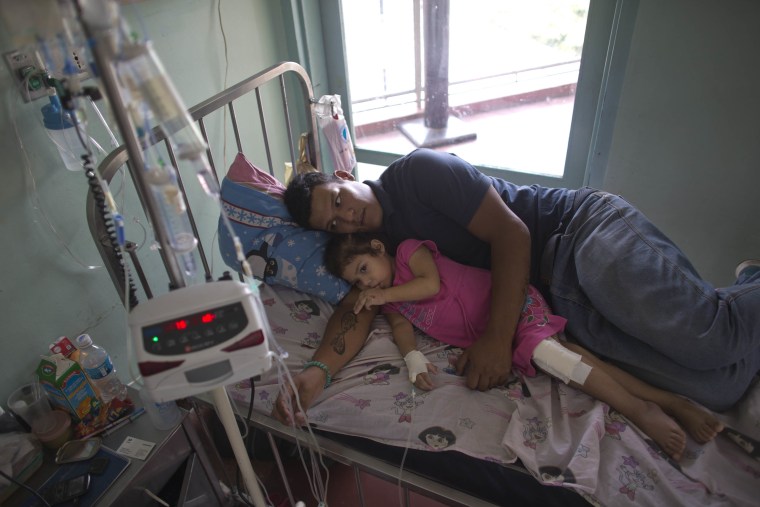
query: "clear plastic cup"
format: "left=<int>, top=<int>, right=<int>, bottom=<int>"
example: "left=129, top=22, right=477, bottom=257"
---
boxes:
left=139, top=388, right=182, bottom=431
left=7, top=383, right=55, bottom=433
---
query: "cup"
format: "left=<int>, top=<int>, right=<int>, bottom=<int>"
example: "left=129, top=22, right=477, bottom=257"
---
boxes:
left=139, top=388, right=182, bottom=431
left=7, top=383, right=55, bottom=433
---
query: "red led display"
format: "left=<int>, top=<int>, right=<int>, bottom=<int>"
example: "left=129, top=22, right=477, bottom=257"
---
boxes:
left=144, top=302, right=247, bottom=355
left=161, top=311, right=220, bottom=333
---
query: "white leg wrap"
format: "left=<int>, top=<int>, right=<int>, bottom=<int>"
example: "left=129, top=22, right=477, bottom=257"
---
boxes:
left=532, top=339, right=592, bottom=385
left=404, top=350, right=430, bottom=382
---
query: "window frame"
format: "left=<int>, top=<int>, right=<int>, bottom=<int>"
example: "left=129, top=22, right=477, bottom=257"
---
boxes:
left=288, top=0, right=638, bottom=188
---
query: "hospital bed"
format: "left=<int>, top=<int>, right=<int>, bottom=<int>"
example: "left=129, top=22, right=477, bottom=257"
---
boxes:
left=86, top=61, right=760, bottom=507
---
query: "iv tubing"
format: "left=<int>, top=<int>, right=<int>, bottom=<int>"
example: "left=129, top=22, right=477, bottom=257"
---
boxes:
left=211, top=386, right=267, bottom=507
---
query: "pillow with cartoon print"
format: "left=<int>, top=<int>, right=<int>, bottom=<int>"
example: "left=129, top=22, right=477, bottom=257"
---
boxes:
left=217, top=152, right=350, bottom=304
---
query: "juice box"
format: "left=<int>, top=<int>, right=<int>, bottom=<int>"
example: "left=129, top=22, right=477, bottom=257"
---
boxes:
left=36, top=354, right=100, bottom=422
left=49, top=336, right=78, bottom=361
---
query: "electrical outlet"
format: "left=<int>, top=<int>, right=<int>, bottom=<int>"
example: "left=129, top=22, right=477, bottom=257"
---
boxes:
left=4, top=48, right=91, bottom=103
left=3, top=49, right=49, bottom=102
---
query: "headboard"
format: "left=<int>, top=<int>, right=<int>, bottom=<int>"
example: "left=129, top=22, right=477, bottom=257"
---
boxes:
left=86, top=61, right=320, bottom=306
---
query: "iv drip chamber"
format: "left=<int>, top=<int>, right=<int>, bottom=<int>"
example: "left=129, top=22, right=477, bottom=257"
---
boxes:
left=187, top=155, right=220, bottom=198
left=145, top=164, right=198, bottom=254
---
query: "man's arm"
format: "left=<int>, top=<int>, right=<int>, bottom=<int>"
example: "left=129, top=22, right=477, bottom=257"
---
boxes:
left=456, top=186, right=530, bottom=390
left=272, top=286, right=379, bottom=425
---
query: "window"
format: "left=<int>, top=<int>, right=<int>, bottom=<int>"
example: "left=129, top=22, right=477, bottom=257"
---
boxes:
left=344, top=0, right=588, bottom=180
left=307, top=0, right=637, bottom=188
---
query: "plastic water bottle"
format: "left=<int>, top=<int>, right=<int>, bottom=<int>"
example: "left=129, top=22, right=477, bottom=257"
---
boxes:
left=74, top=334, right=128, bottom=404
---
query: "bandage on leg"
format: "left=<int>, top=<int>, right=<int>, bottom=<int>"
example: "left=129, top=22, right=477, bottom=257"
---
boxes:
left=532, top=339, right=592, bottom=385
left=404, top=350, right=430, bottom=382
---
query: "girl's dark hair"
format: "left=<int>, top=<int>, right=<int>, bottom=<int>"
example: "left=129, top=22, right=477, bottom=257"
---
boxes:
left=324, top=232, right=391, bottom=279
left=283, top=172, right=338, bottom=228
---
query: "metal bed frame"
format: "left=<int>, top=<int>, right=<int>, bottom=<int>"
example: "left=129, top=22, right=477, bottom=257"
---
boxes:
left=86, top=61, right=523, bottom=507
left=86, top=61, right=320, bottom=304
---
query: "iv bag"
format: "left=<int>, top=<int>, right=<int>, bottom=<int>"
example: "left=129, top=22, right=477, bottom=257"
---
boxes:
left=117, top=42, right=206, bottom=159
left=315, top=95, right=356, bottom=173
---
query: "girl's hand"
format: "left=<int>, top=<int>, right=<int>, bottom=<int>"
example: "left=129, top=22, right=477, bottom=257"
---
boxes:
left=353, top=288, right=388, bottom=313
left=412, top=363, right=439, bottom=391
left=404, top=350, right=437, bottom=390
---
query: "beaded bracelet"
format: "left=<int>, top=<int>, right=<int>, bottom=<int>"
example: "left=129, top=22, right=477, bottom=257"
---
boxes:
left=303, top=360, right=332, bottom=388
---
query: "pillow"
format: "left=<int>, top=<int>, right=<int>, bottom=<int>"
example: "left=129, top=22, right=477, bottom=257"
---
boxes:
left=218, top=153, right=350, bottom=305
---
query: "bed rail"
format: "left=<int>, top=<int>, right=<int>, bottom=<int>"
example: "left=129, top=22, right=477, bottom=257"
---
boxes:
left=244, top=410, right=507, bottom=507
left=86, top=61, right=319, bottom=305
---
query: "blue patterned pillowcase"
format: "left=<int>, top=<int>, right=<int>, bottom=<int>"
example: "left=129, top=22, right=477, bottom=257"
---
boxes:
left=217, top=153, right=350, bottom=304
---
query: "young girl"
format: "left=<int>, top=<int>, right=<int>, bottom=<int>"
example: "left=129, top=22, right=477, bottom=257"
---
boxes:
left=325, top=233, right=724, bottom=461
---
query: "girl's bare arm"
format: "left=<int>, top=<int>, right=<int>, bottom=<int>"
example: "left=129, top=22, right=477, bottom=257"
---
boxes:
left=354, top=245, right=440, bottom=312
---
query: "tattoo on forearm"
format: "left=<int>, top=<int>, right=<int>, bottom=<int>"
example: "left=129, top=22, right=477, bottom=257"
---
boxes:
left=330, top=311, right=358, bottom=355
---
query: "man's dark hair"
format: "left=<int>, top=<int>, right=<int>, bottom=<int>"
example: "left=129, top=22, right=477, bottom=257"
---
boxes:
left=284, top=172, right=338, bottom=228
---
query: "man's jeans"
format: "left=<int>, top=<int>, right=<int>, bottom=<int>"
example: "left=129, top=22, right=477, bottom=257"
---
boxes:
left=548, top=191, right=760, bottom=411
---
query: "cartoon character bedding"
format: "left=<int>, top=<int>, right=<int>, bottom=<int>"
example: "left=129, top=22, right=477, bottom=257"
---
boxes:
left=226, top=281, right=760, bottom=507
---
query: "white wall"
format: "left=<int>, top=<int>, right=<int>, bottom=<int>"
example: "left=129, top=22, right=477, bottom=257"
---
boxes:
left=602, top=0, right=760, bottom=286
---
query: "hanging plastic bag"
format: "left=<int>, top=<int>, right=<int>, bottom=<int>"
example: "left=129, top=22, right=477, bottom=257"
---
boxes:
left=285, top=133, right=319, bottom=183
left=315, top=95, right=356, bottom=173
left=296, top=133, right=319, bottom=175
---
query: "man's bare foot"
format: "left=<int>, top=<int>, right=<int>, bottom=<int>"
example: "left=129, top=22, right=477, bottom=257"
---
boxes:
left=669, top=398, right=724, bottom=443
left=631, top=401, right=687, bottom=461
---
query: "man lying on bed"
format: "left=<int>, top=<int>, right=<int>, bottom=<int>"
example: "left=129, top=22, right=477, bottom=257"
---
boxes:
left=272, top=147, right=760, bottom=426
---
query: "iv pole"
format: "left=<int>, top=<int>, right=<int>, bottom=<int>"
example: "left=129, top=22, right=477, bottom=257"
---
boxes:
left=77, top=5, right=267, bottom=506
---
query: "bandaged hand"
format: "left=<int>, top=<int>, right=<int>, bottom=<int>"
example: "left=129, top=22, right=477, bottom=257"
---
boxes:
left=404, top=350, right=439, bottom=391
left=353, top=288, right=388, bottom=313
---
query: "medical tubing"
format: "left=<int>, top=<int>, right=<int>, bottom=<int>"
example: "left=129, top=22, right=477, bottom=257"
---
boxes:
left=275, top=358, right=330, bottom=503
left=88, top=97, right=120, bottom=148
left=84, top=158, right=138, bottom=309
left=0, top=469, right=51, bottom=507
left=398, top=388, right=416, bottom=505
left=9, top=79, right=97, bottom=271
left=218, top=205, right=253, bottom=276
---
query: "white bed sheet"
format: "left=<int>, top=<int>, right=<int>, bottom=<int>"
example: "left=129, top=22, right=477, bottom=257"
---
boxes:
left=227, top=283, right=760, bottom=507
